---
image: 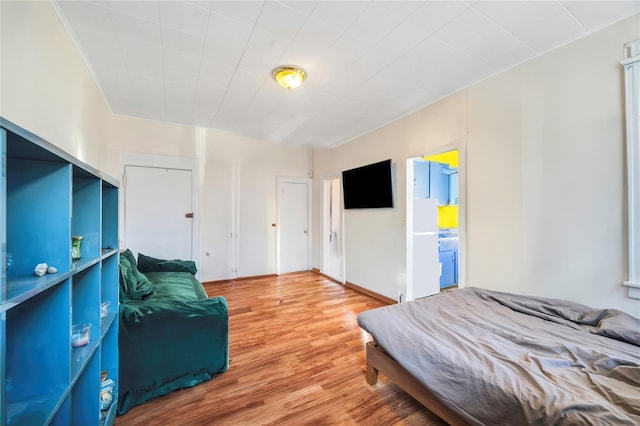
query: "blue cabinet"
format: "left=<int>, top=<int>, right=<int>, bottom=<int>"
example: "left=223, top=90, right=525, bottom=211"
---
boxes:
left=439, top=250, right=456, bottom=288
left=414, top=160, right=458, bottom=206
left=0, top=118, right=119, bottom=425
left=448, top=172, right=459, bottom=205
left=429, top=161, right=448, bottom=205
left=413, top=160, right=430, bottom=198
left=439, top=237, right=458, bottom=288
left=428, top=161, right=456, bottom=205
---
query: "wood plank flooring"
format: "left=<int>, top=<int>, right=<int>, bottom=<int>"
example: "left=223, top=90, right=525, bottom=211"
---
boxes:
left=115, top=272, right=445, bottom=425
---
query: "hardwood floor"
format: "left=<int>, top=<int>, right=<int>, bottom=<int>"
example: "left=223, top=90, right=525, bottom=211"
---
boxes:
left=115, top=272, right=446, bottom=425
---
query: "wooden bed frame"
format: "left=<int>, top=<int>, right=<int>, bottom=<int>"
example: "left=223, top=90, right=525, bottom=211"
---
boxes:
left=365, top=341, right=469, bottom=426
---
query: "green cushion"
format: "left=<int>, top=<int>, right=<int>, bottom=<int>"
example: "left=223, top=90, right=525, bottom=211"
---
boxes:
left=119, top=264, right=133, bottom=302
left=137, top=253, right=197, bottom=275
left=119, top=262, right=155, bottom=302
left=143, top=272, right=208, bottom=300
left=120, top=249, right=137, bottom=269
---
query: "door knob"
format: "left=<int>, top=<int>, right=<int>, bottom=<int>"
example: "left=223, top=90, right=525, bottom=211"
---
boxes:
left=304, top=230, right=308, bottom=234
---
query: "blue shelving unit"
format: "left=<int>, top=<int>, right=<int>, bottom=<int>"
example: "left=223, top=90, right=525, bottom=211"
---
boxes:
left=0, top=118, right=119, bottom=425
left=1, top=127, right=5, bottom=425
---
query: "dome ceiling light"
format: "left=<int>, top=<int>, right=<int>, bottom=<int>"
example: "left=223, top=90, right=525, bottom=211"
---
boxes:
left=272, top=66, right=306, bottom=90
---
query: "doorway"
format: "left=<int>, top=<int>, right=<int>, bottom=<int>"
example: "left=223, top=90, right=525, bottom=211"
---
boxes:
left=322, top=178, right=345, bottom=283
left=124, top=165, right=194, bottom=261
left=406, top=148, right=462, bottom=300
left=276, top=177, right=312, bottom=274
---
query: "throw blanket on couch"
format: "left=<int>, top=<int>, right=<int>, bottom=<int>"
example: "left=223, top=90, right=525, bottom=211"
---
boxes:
left=118, top=250, right=229, bottom=415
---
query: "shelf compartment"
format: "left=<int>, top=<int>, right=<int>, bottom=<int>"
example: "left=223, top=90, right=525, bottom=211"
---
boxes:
left=100, top=394, right=118, bottom=426
left=2, top=271, right=70, bottom=313
left=72, top=348, right=100, bottom=424
left=49, top=395, right=71, bottom=426
left=101, top=248, right=118, bottom=260
left=1, top=311, right=6, bottom=426
left=2, top=127, right=6, bottom=306
left=100, top=312, right=117, bottom=339
left=71, top=339, right=100, bottom=385
left=100, top=325, right=118, bottom=426
left=1, top=128, right=4, bottom=426
left=101, top=182, right=118, bottom=252
left=5, top=280, right=71, bottom=425
left=72, top=264, right=100, bottom=359
left=72, top=255, right=101, bottom=275
left=5, top=386, right=68, bottom=426
left=100, top=320, right=118, bottom=385
left=101, top=254, right=118, bottom=321
left=73, top=172, right=101, bottom=261
left=5, top=158, right=71, bottom=300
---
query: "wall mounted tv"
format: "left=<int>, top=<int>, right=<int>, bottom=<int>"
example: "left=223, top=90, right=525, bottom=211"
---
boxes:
left=342, top=159, right=394, bottom=209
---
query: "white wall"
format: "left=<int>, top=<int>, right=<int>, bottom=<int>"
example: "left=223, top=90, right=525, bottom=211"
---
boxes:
left=0, top=0, right=114, bottom=176
left=1, top=1, right=310, bottom=283
left=312, top=91, right=467, bottom=301
left=199, top=128, right=309, bottom=280
left=108, top=115, right=310, bottom=281
left=467, top=19, right=634, bottom=310
left=313, top=14, right=640, bottom=317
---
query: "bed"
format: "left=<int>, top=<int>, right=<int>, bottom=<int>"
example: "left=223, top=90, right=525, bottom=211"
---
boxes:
left=357, top=287, right=640, bottom=425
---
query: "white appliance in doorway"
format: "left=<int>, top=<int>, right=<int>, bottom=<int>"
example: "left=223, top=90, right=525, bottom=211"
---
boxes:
left=408, top=197, right=440, bottom=300
left=406, top=157, right=441, bottom=301
left=124, top=165, right=194, bottom=261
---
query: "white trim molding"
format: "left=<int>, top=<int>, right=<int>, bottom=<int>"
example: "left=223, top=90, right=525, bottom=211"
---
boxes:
left=621, top=40, right=640, bottom=299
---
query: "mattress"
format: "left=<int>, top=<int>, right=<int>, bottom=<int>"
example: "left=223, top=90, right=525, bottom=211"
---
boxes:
left=357, top=287, right=640, bottom=425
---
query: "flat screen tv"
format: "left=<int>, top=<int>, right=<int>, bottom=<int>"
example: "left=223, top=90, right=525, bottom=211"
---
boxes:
left=342, top=159, right=394, bottom=209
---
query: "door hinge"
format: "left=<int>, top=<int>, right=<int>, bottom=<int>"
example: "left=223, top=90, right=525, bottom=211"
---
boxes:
left=185, top=212, right=194, bottom=218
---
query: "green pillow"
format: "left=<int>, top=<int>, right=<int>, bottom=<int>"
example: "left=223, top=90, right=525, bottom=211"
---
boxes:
left=119, top=263, right=155, bottom=301
left=118, top=264, right=134, bottom=302
left=133, top=268, right=155, bottom=300
left=137, top=253, right=197, bottom=275
left=120, top=249, right=137, bottom=270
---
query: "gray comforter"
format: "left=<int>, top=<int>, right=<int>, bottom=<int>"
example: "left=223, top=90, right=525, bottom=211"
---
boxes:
left=357, top=287, right=640, bottom=425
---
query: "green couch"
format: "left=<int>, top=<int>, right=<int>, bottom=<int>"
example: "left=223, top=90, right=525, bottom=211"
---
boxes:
left=117, top=250, right=229, bottom=415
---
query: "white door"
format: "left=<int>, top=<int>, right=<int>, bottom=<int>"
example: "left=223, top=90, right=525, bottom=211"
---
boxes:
left=406, top=159, right=440, bottom=300
left=277, top=177, right=311, bottom=274
left=323, top=178, right=344, bottom=282
left=124, top=165, right=193, bottom=260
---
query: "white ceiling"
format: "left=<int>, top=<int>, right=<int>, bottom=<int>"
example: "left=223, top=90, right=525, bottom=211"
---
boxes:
left=53, top=0, right=640, bottom=149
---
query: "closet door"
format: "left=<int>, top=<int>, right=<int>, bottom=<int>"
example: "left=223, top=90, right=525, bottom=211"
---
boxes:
left=124, top=165, right=193, bottom=260
left=277, top=178, right=311, bottom=274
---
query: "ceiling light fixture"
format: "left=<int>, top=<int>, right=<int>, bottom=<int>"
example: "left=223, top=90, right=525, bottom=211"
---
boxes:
left=272, top=66, right=306, bottom=89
